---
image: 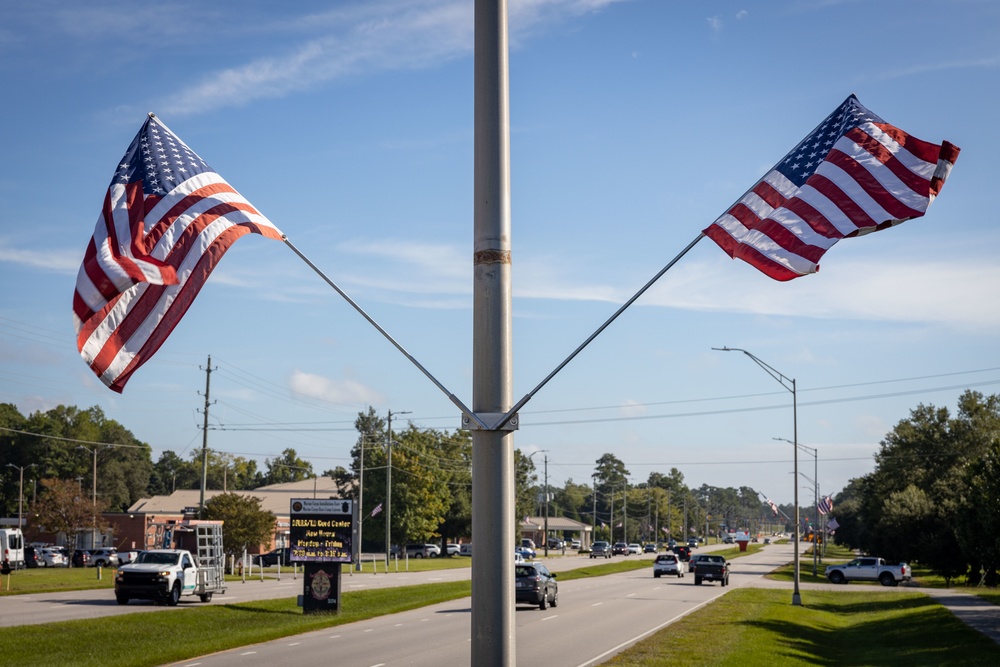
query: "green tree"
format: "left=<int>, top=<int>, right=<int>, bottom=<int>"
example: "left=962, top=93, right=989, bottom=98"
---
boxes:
left=31, top=477, right=109, bottom=548
left=203, top=492, right=275, bottom=556
left=264, top=448, right=313, bottom=484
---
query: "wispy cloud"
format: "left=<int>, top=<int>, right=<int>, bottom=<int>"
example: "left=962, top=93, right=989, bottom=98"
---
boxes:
left=160, top=0, right=625, bottom=116
left=0, top=240, right=80, bottom=273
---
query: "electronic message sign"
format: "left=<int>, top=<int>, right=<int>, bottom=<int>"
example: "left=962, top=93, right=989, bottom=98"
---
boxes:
left=289, top=498, right=354, bottom=614
left=289, top=498, right=353, bottom=563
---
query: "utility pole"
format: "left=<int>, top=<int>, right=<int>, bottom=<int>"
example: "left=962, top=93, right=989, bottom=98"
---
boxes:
left=385, top=409, right=410, bottom=568
left=199, top=355, right=215, bottom=517
left=356, top=435, right=365, bottom=571
left=543, top=454, right=549, bottom=557
left=6, top=464, right=34, bottom=529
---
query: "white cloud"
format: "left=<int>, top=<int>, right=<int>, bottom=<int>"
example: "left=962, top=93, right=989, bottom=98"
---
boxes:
left=707, top=15, right=723, bottom=33
left=161, top=0, right=625, bottom=116
left=289, top=369, right=384, bottom=405
left=736, top=10, right=748, bottom=20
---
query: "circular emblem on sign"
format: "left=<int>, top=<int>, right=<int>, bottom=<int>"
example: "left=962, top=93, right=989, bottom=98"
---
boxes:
left=292, top=501, right=303, bottom=512
left=311, top=569, right=331, bottom=600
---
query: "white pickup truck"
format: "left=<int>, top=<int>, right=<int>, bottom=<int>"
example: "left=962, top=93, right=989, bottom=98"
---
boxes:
left=825, top=557, right=911, bottom=586
left=114, top=549, right=226, bottom=605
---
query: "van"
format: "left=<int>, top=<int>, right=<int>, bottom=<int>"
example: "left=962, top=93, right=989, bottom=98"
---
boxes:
left=0, top=528, right=25, bottom=570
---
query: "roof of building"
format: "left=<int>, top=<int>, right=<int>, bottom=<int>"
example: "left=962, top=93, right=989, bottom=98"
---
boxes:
left=127, top=477, right=347, bottom=517
left=522, top=516, right=592, bottom=532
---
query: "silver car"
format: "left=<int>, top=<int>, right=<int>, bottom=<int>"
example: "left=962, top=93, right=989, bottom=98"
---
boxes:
left=653, top=553, right=684, bottom=578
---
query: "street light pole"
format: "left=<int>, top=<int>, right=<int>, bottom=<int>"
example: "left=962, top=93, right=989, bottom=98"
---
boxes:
left=777, top=438, right=819, bottom=577
left=6, top=464, right=34, bottom=530
left=714, top=346, right=802, bottom=606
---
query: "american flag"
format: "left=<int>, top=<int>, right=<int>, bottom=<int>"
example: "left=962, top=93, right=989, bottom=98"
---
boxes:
left=767, top=498, right=778, bottom=517
left=817, top=496, right=834, bottom=516
left=704, top=94, right=959, bottom=281
left=370, top=502, right=383, bottom=518
left=73, top=114, right=283, bottom=392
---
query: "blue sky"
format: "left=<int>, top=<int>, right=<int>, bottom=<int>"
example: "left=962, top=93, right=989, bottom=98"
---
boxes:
left=2, top=0, right=998, bottom=505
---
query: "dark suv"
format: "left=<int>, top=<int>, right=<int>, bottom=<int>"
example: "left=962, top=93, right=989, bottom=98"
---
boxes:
left=590, top=541, right=612, bottom=559
left=254, top=547, right=291, bottom=567
left=515, top=562, right=558, bottom=610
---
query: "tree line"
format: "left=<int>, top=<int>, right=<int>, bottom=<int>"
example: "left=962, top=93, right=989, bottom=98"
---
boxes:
left=1, top=402, right=794, bottom=553
left=829, top=390, right=1000, bottom=586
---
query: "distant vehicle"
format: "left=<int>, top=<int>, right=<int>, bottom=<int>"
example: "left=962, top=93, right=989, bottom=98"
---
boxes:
left=690, top=554, right=729, bottom=586
left=521, top=538, right=536, bottom=550
left=673, top=545, right=691, bottom=561
left=612, top=542, right=628, bottom=556
left=40, top=547, right=67, bottom=567
left=71, top=550, right=91, bottom=567
left=723, top=534, right=736, bottom=544
left=89, top=548, right=120, bottom=568
left=590, top=541, right=612, bottom=559
left=117, top=550, right=139, bottom=565
left=570, top=539, right=582, bottom=550
left=404, top=544, right=439, bottom=558
left=459, top=543, right=473, bottom=557
left=826, top=557, right=911, bottom=586
left=547, top=538, right=565, bottom=550
left=0, top=528, right=25, bottom=570
left=515, top=546, right=535, bottom=560
left=115, top=548, right=225, bottom=605
left=687, top=537, right=698, bottom=548
left=514, top=550, right=525, bottom=563
left=666, top=539, right=678, bottom=549
left=515, top=562, right=558, bottom=610
left=653, top=553, right=684, bottom=578
left=254, top=547, right=291, bottom=567
left=445, top=543, right=461, bottom=557
left=643, top=543, right=657, bottom=553
left=23, top=546, right=41, bottom=568
left=627, top=543, right=642, bottom=555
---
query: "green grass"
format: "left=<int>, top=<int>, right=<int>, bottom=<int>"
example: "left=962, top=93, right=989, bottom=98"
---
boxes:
left=602, top=588, right=1000, bottom=666
left=0, top=580, right=473, bottom=667
left=0, top=567, right=115, bottom=594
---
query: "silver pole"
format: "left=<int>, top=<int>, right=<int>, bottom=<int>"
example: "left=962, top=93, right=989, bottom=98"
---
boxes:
left=472, top=0, right=514, bottom=663
left=357, top=435, right=364, bottom=571
left=792, top=379, right=801, bottom=605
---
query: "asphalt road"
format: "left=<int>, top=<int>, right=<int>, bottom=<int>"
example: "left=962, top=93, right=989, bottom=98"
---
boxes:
left=160, top=543, right=796, bottom=667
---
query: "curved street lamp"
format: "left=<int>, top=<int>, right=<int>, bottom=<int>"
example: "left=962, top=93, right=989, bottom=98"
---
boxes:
left=713, top=346, right=802, bottom=606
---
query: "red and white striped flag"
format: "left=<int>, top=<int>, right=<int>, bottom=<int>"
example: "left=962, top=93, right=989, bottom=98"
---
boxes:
left=704, top=95, right=959, bottom=281
left=370, top=502, right=383, bottom=518
left=73, top=114, right=283, bottom=392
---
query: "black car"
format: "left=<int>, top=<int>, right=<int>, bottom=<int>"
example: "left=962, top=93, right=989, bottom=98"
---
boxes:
left=71, top=550, right=91, bottom=567
left=515, top=562, right=558, bottom=610
left=24, top=546, right=41, bottom=568
left=612, top=542, right=628, bottom=555
left=254, top=547, right=291, bottom=567
left=590, top=541, right=612, bottom=559
left=673, top=545, right=691, bottom=561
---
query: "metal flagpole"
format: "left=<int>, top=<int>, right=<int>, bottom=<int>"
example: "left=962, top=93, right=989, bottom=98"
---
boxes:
left=282, top=237, right=487, bottom=431
left=472, top=0, right=515, bottom=664
left=492, top=232, right=705, bottom=430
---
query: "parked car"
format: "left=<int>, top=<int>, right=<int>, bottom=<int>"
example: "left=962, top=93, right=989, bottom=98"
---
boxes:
left=254, top=547, right=291, bottom=567
left=521, top=538, right=536, bottom=550
left=590, top=541, right=612, bottom=559
left=24, top=546, right=43, bottom=568
left=612, top=542, right=629, bottom=555
left=445, top=543, right=461, bottom=557
left=404, top=543, right=438, bottom=558
left=515, top=561, right=558, bottom=610
left=826, top=557, right=911, bottom=586
left=643, top=543, right=657, bottom=553
left=89, top=548, right=120, bottom=568
left=40, top=547, right=67, bottom=567
left=653, top=553, right=684, bottom=578
left=570, top=539, right=582, bottom=549
left=547, top=538, right=565, bottom=550
left=514, top=550, right=526, bottom=564
left=117, top=550, right=138, bottom=565
left=627, top=543, right=642, bottom=555
left=71, top=550, right=91, bottom=567
left=515, top=546, right=535, bottom=560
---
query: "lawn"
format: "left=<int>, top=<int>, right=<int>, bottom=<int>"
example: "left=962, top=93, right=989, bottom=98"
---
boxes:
left=602, top=588, right=1000, bottom=666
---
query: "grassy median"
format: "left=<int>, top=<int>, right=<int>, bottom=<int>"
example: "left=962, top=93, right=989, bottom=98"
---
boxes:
left=603, top=588, right=1000, bottom=666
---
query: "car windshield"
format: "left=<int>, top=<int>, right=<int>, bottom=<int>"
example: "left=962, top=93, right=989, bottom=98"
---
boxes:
left=135, top=552, right=180, bottom=566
